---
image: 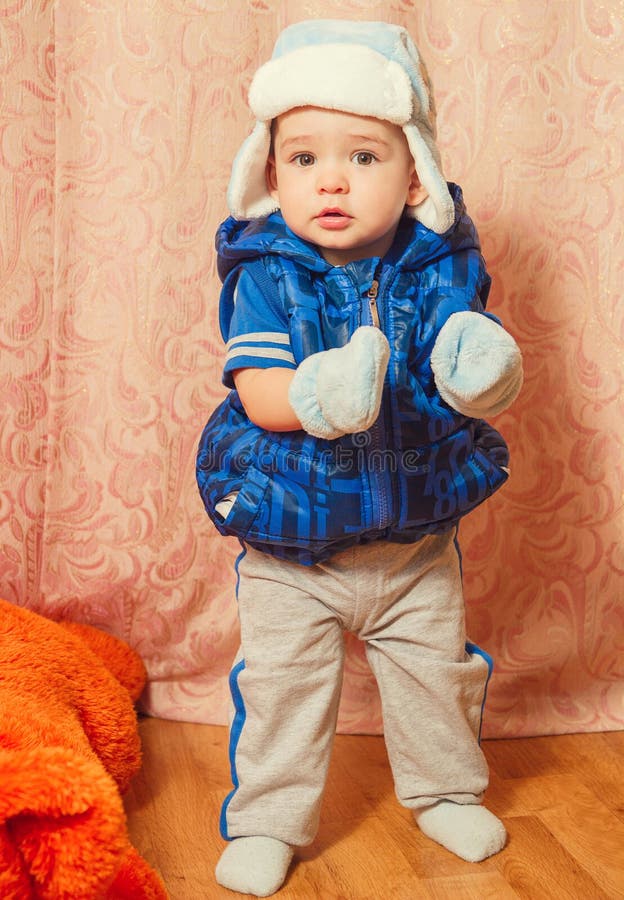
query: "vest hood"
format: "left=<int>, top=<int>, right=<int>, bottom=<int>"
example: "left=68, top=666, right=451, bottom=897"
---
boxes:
left=216, top=183, right=481, bottom=285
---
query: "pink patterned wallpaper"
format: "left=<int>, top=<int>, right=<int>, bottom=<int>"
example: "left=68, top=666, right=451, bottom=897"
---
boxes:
left=0, top=1, right=622, bottom=738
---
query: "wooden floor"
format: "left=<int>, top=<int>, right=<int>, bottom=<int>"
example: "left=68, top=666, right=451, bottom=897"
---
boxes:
left=125, top=720, right=624, bottom=899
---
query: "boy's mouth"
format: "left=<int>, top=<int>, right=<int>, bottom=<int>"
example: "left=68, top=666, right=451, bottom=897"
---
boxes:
left=316, top=208, right=352, bottom=229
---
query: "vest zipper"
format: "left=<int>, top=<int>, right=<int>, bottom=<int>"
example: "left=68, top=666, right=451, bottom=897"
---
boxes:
left=368, top=278, right=381, bottom=328
left=363, top=264, right=392, bottom=531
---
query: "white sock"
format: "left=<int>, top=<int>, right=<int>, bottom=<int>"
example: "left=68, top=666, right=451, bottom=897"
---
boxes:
left=215, top=836, right=294, bottom=897
left=414, top=801, right=507, bottom=862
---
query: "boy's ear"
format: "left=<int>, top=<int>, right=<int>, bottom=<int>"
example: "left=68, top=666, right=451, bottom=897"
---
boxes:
left=266, top=157, right=279, bottom=201
left=406, top=167, right=429, bottom=208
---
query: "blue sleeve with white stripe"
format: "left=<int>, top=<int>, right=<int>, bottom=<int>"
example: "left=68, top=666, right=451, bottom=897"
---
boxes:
left=221, top=266, right=296, bottom=388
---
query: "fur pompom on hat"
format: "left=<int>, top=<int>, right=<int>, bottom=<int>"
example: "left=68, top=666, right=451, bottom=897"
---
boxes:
left=227, top=19, right=455, bottom=234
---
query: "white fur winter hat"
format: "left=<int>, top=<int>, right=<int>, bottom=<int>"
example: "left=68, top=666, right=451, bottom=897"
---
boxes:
left=227, top=19, right=455, bottom=234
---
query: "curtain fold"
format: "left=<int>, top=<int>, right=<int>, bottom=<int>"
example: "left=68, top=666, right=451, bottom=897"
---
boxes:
left=0, top=1, right=622, bottom=737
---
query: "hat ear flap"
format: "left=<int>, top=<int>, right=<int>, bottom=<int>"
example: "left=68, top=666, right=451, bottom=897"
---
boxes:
left=227, top=122, right=279, bottom=220
left=402, top=124, right=455, bottom=233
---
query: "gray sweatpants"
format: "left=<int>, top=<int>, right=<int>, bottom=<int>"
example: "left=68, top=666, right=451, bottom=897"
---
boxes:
left=221, top=532, right=492, bottom=846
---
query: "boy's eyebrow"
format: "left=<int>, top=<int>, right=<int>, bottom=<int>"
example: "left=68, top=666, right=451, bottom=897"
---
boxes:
left=278, top=135, right=315, bottom=151
left=346, top=134, right=391, bottom=147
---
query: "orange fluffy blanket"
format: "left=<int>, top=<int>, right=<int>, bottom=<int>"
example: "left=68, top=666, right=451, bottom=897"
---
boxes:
left=0, top=598, right=167, bottom=899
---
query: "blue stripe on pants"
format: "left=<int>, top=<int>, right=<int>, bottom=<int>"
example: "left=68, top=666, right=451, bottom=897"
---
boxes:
left=220, top=657, right=247, bottom=840
left=220, top=546, right=248, bottom=841
left=465, top=641, right=494, bottom=744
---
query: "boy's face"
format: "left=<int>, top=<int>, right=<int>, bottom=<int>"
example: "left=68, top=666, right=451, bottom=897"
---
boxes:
left=266, top=107, right=427, bottom=267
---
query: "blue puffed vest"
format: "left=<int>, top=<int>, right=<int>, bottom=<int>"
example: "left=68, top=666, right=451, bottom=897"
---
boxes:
left=197, top=184, right=510, bottom=565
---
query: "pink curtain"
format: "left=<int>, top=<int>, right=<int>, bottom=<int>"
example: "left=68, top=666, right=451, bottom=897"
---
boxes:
left=1, top=1, right=621, bottom=738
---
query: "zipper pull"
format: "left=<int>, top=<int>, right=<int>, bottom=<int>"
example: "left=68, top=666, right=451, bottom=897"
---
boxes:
left=368, top=279, right=381, bottom=328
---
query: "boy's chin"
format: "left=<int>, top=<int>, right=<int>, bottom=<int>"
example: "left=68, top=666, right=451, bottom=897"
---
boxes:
left=319, top=246, right=364, bottom=267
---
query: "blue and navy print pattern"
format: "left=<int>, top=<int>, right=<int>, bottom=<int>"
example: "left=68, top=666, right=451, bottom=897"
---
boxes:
left=197, top=183, right=510, bottom=565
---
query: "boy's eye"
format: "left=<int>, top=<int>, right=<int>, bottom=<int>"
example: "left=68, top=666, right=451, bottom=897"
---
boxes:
left=294, top=153, right=315, bottom=167
left=353, top=151, right=376, bottom=166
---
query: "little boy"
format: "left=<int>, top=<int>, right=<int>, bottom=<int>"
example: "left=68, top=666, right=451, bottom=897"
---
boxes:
left=197, top=19, right=522, bottom=897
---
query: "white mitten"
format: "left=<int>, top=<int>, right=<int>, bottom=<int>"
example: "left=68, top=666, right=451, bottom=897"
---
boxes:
left=430, top=311, right=523, bottom=418
left=289, top=326, right=390, bottom=439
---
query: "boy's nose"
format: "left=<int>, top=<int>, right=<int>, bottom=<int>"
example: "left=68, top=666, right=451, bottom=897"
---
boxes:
left=316, top=165, right=348, bottom=194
